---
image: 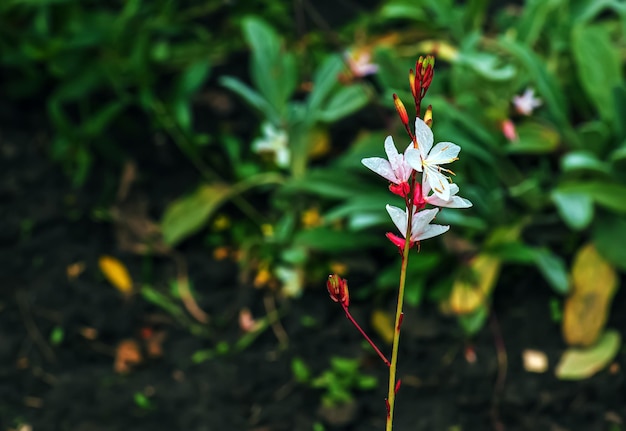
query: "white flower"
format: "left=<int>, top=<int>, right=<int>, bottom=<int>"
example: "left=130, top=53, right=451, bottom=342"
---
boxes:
left=512, top=88, right=542, bottom=116
left=361, top=136, right=413, bottom=185
left=423, top=181, right=472, bottom=209
left=405, top=118, right=461, bottom=201
left=252, top=122, right=290, bottom=168
left=386, top=205, right=449, bottom=245
left=345, top=49, right=379, bottom=77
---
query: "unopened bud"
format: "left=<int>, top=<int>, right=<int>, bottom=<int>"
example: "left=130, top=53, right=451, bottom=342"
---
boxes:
left=424, top=105, right=433, bottom=128
left=393, top=93, right=409, bottom=126
left=327, top=274, right=349, bottom=307
left=409, top=69, right=417, bottom=100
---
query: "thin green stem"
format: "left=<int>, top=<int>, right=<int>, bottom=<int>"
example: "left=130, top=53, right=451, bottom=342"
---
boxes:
left=385, top=197, right=414, bottom=431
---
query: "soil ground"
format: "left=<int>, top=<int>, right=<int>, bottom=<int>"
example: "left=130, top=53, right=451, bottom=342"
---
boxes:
left=1, top=119, right=625, bottom=431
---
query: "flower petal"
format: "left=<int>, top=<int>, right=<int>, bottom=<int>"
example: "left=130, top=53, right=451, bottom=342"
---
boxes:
left=385, top=136, right=412, bottom=182
left=361, top=157, right=397, bottom=183
left=414, top=224, right=450, bottom=241
left=424, top=166, right=451, bottom=201
left=414, top=117, right=434, bottom=159
left=386, top=205, right=408, bottom=237
left=426, top=142, right=460, bottom=165
left=405, top=147, right=423, bottom=172
left=410, top=207, right=439, bottom=237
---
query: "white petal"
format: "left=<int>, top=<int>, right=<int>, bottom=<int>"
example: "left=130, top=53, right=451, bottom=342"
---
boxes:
left=386, top=205, right=408, bottom=237
left=427, top=194, right=473, bottom=208
left=362, top=157, right=397, bottom=183
left=426, top=142, right=460, bottom=165
left=384, top=136, right=400, bottom=161
left=424, top=166, right=451, bottom=201
left=414, top=224, right=450, bottom=241
left=385, top=136, right=409, bottom=180
left=414, top=117, right=434, bottom=159
left=404, top=147, right=423, bottom=172
left=410, top=208, right=439, bottom=236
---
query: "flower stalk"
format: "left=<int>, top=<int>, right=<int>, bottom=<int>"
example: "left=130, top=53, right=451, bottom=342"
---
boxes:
left=327, top=55, right=471, bottom=430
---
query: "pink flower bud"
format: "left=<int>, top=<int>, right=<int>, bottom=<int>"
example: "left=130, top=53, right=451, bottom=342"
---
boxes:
left=326, top=274, right=349, bottom=307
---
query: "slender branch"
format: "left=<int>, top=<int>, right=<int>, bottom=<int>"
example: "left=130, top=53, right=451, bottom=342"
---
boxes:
left=342, top=304, right=390, bottom=367
left=385, top=174, right=416, bottom=430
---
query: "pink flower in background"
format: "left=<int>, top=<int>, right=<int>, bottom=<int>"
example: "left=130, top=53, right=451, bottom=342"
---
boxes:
left=501, top=119, right=518, bottom=142
left=513, top=88, right=542, bottom=116
left=345, top=48, right=379, bottom=77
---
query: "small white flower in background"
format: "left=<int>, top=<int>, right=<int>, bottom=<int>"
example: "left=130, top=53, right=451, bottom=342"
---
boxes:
left=385, top=205, right=449, bottom=248
left=405, top=117, right=461, bottom=202
left=512, top=88, right=542, bottom=116
left=252, top=122, right=290, bottom=168
left=345, top=48, right=379, bottom=77
left=361, top=136, right=412, bottom=187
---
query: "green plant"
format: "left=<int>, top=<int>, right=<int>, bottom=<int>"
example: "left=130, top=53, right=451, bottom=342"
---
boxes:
left=292, top=356, right=377, bottom=407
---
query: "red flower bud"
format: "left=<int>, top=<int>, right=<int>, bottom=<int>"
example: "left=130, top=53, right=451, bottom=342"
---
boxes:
left=393, top=93, right=409, bottom=127
left=327, top=274, right=349, bottom=307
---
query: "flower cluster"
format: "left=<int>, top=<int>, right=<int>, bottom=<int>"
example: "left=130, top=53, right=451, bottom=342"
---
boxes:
left=361, top=56, right=471, bottom=251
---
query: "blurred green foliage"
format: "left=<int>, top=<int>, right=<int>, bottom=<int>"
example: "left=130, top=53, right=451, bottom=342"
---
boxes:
left=2, top=0, right=626, bottom=339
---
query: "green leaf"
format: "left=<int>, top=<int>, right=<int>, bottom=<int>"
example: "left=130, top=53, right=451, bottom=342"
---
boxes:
left=82, top=101, right=126, bottom=136
left=242, top=16, right=295, bottom=114
left=556, top=182, right=626, bottom=214
left=458, top=305, right=489, bottom=336
left=379, top=1, right=427, bottom=20
left=555, top=330, right=621, bottom=380
left=593, top=213, right=626, bottom=271
left=532, top=248, right=570, bottom=294
left=293, top=228, right=380, bottom=252
left=307, top=55, right=345, bottom=114
left=457, top=52, right=516, bottom=81
left=561, top=151, right=611, bottom=174
left=291, top=357, right=311, bottom=383
left=176, top=59, right=211, bottom=98
left=282, top=169, right=373, bottom=199
left=317, top=85, right=369, bottom=123
left=220, top=76, right=277, bottom=122
left=571, top=24, right=622, bottom=125
left=506, top=122, right=560, bottom=154
left=551, top=190, right=594, bottom=230
left=161, top=183, right=232, bottom=246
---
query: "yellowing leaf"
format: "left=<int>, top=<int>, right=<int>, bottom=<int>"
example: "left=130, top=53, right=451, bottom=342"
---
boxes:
left=563, top=243, right=618, bottom=346
left=371, top=309, right=394, bottom=344
left=445, top=254, right=500, bottom=315
left=99, top=255, right=133, bottom=295
left=307, top=127, right=331, bottom=159
left=555, top=330, right=621, bottom=380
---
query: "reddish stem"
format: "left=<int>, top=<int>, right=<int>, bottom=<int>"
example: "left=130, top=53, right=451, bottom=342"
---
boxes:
left=342, top=304, right=390, bottom=367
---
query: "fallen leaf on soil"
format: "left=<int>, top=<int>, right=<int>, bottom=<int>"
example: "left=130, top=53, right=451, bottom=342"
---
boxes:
left=444, top=254, right=500, bottom=315
left=523, top=349, right=548, bottom=373
left=114, top=339, right=143, bottom=374
left=66, top=262, right=85, bottom=280
left=555, top=330, right=621, bottom=380
left=371, top=309, right=394, bottom=344
left=562, top=243, right=618, bottom=346
left=144, top=331, right=166, bottom=358
left=99, top=255, right=133, bottom=296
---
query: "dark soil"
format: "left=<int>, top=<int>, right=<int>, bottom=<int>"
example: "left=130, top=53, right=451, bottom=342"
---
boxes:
left=2, top=125, right=625, bottom=431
